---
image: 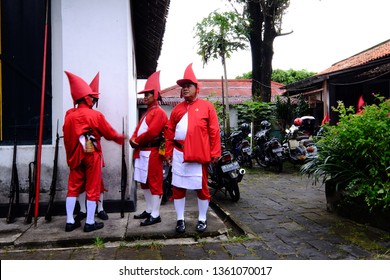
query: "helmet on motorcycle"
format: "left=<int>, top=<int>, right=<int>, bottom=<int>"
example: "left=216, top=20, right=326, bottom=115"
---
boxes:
left=240, top=123, right=250, bottom=133
left=293, top=118, right=302, bottom=126
left=260, top=120, right=271, bottom=130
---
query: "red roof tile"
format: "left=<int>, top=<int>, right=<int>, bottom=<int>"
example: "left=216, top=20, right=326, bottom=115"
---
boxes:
left=152, top=79, right=284, bottom=106
left=319, top=39, right=390, bottom=75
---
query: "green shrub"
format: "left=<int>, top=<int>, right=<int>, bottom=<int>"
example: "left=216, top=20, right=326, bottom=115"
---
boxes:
left=235, top=100, right=275, bottom=129
left=301, top=96, right=390, bottom=210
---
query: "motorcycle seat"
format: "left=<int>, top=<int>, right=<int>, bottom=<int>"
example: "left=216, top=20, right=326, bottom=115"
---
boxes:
left=296, top=135, right=310, bottom=141
left=229, top=131, right=241, bottom=138
left=301, top=139, right=314, bottom=146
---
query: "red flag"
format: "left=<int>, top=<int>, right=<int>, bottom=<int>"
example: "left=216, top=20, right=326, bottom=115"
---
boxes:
left=357, top=95, right=365, bottom=114
left=321, top=112, right=330, bottom=125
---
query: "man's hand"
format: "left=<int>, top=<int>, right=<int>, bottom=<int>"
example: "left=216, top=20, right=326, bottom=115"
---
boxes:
left=211, top=157, right=219, bottom=164
left=165, top=156, right=172, bottom=165
left=129, top=138, right=139, bottom=149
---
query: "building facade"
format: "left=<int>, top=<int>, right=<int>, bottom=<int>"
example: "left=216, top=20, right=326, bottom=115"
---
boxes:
left=0, top=0, right=170, bottom=215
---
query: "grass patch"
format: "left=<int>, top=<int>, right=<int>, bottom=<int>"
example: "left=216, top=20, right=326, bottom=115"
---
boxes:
left=149, top=241, right=165, bottom=250
left=226, top=235, right=252, bottom=243
left=93, top=237, right=105, bottom=248
left=330, top=221, right=390, bottom=252
left=207, top=249, right=217, bottom=255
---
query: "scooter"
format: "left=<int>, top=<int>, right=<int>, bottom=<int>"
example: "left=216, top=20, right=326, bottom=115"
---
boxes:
left=237, top=137, right=253, bottom=168
left=208, top=148, right=245, bottom=202
left=282, top=116, right=318, bottom=164
left=282, top=131, right=308, bottom=164
left=229, top=128, right=253, bottom=168
left=252, top=121, right=284, bottom=172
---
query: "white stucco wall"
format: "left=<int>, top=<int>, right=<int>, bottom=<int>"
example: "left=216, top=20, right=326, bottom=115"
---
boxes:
left=0, top=0, right=137, bottom=204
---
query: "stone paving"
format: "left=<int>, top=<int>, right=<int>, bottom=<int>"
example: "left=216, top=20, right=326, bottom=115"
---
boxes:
left=1, top=163, right=389, bottom=260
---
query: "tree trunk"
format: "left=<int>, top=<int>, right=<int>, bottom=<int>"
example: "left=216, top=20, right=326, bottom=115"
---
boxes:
left=260, top=10, right=277, bottom=103
left=247, top=0, right=263, bottom=101
left=246, top=0, right=284, bottom=103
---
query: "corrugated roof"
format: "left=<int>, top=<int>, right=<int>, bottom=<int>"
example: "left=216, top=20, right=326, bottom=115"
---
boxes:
left=132, top=0, right=170, bottom=78
left=318, top=39, right=390, bottom=75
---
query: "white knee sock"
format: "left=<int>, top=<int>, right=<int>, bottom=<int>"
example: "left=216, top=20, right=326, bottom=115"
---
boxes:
left=66, top=197, right=77, bottom=223
left=86, top=200, right=97, bottom=225
left=78, top=192, right=86, bottom=213
left=143, top=189, right=152, bottom=213
left=97, top=192, right=104, bottom=212
left=174, top=198, right=186, bottom=221
left=197, top=198, right=209, bottom=222
left=151, top=195, right=162, bottom=218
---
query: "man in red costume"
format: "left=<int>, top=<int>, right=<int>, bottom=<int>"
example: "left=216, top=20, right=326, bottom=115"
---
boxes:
left=76, top=74, right=109, bottom=223
left=63, top=71, right=125, bottom=232
left=130, top=71, right=168, bottom=226
left=165, top=63, right=221, bottom=233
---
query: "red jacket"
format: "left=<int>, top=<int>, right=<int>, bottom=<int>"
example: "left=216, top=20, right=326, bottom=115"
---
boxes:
left=63, top=103, right=124, bottom=169
left=165, top=98, right=221, bottom=163
left=131, top=104, right=168, bottom=159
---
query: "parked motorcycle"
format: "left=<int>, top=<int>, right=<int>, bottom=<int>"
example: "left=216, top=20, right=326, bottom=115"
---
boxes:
left=228, top=123, right=253, bottom=168
left=252, top=120, right=284, bottom=172
left=282, top=116, right=318, bottom=164
left=208, top=148, right=245, bottom=202
left=161, top=161, right=172, bottom=204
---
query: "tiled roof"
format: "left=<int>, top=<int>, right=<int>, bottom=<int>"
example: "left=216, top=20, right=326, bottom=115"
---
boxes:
left=146, top=79, right=284, bottom=106
left=318, top=39, right=390, bottom=75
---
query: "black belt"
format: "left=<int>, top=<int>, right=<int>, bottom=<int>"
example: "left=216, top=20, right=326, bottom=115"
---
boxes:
left=141, top=141, right=160, bottom=148
left=174, top=140, right=184, bottom=149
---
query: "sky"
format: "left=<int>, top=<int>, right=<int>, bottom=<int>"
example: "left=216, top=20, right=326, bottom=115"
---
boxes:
left=152, top=0, right=390, bottom=90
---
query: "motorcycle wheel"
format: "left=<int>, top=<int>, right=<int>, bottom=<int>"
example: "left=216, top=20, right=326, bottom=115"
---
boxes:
left=273, top=157, right=283, bottom=173
left=237, top=155, right=243, bottom=165
left=162, top=179, right=173, bottom=203
left=243, top=156, right=253, bottom=168
left=227, top=181, right=240, bottom=202
left=208, top=180, right=219, bottom=197
left=255, top=155, right=267, bottom=168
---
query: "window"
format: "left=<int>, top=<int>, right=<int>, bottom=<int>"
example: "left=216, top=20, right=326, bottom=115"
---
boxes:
left=0, top=0, right=52, bottom=145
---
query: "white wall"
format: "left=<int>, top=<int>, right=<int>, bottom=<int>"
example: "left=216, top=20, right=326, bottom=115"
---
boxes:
left=56, top=0, right=137, bottom=200
left=0, top=0, right=137, bottom=204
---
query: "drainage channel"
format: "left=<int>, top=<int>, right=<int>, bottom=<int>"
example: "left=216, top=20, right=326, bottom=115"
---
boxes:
left=209, top=199, right=256, bottom=239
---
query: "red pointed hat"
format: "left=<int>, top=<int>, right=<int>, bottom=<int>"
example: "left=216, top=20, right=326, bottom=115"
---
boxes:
left=138, top=71, right=161, bottom=100
left=64, top=71, right=93, bottom=105
left=176, top=63, right=198, bottom=87
left=357, top=95, right=365, bottom=113
left=89, top=72, right=100, bottom=99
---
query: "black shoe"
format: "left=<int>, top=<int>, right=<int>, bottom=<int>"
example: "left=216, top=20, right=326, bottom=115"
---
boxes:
left=176, top=219, right=186, bottom=233
left=65, top=220, right=81, bottom=232
left=74, top=212, right=86, bottom=222
left=97, top=210, right=109, bottom=220
left=196, top=220, right=207, bottom=233
left=134, top=210, right=151, bottom=219
left=84, top=222, right=104, bottom=232
left=140, top=215, right=161, bottom=226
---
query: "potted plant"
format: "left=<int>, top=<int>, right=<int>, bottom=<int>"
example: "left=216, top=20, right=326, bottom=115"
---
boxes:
left=300, top=96, right=390, bottom=231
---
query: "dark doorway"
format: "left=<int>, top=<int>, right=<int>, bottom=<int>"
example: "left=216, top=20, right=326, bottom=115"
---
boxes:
left=0, top=0, right=52, bottom=145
